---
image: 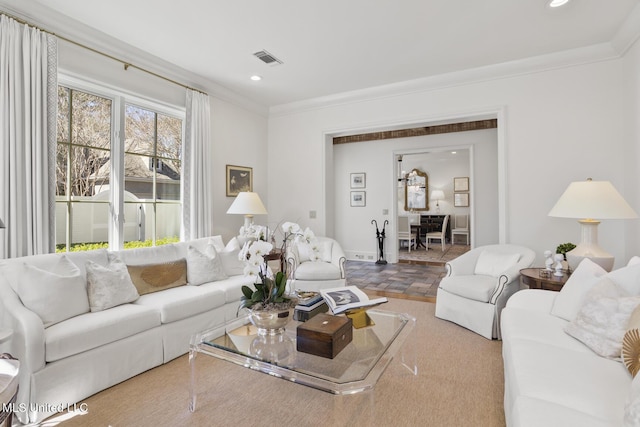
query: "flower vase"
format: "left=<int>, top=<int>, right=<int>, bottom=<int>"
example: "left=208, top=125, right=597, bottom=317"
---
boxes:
left=247, top=307, right=293, bottom=336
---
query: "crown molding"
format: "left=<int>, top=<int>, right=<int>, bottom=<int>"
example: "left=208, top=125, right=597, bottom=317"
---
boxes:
left=610, top=3, right=640, bottom=56
left=269, top=42, right=621, bottom=118
left=0, top=2, right=269, bottom=117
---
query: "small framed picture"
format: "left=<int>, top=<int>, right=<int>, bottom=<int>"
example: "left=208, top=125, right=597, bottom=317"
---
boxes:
left=350, top=191, right=366, bottom=207
left=350, top=172, right=366, bottom=188
left=454, top=177, right=469, bottom=192
left=226, top=165, right=253, bottom=197
left=454, top=193, right=470, bottom=207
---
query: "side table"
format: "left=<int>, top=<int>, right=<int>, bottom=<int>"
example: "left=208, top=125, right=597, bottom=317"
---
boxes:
left=520, top=268, right=570, bottom=292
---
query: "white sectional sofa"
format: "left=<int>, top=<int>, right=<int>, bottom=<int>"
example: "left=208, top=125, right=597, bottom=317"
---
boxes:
left=501, top=258, right=640, bottom=426
left=0, top=236, right=253, bottom=424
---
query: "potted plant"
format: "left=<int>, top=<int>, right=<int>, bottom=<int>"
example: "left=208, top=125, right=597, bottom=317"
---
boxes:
left=556, top=242, right=576, bottom=272
left=238, top=222, right=318, bottom=335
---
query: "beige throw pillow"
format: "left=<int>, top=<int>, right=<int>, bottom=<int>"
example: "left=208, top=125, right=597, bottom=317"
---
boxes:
left=127, top=259, right=188, bottom=295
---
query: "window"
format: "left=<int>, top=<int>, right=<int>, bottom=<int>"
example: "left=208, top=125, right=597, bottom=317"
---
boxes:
left=56, top=82, right=184, bottom=252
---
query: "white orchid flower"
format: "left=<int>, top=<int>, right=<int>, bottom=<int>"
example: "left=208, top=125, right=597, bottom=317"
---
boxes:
left=249, top=240, right=273, bottom=257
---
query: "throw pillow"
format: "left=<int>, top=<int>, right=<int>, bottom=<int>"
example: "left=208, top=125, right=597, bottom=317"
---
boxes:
left=474, top=251, right=520, bottom=277
left=127, top=259, right=188, bottom=295
left=17, top=256, right=90, bottom=327
left=606, top=263, right=640, bottom=296
left=86, top=253, right=139, bottom=312
left=219, top=238, right=245, bottom=276
left=565, top=277, right=640, bottom=358
left=623, top=305, right=640, bottom=377
left=550, top=258, right=607, bottom=321
left=313, top=240, right=333, bottom=263
left=628, top=256, right=640, bottom=267
left=297, top=242, right=315, bottom=262
left=187, top=244, right=227, bottom=286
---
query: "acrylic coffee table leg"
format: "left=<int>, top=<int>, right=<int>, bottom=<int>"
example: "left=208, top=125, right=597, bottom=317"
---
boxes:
left=189, top=348, right=197, bottom=412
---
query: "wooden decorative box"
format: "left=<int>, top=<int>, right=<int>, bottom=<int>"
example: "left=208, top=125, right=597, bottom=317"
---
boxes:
left=296, top=313, right=353, bottom=359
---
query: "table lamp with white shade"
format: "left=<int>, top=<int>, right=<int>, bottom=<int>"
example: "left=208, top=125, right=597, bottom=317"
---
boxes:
left=431, top=190, right=445, bottom=213
left=548, top=178, right=637, bottom=271
left=226, top=192, right=268, bottom=229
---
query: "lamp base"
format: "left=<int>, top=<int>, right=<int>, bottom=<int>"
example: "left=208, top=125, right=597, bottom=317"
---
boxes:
left=565, top=219, right=614, bottom=272
left=566, top=247, right=614, bottom=272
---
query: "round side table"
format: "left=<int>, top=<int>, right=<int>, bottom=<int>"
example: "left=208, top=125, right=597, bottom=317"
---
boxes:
left=520, top=268, right=570, bottom=292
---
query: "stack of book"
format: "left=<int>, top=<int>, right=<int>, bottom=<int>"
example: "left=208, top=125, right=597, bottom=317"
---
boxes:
left=293, top=292, right=328, bottom=322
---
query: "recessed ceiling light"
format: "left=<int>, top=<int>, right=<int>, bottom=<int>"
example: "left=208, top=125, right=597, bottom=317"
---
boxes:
left=451, top=151, right=457, bottom=154
left=548, top=0, right=570, bottom=8
left=250, top=75, right=262, bottom=81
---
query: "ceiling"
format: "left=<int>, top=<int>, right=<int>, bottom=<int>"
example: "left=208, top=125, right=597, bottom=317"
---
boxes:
left=3, top=0, right=640, bottom=108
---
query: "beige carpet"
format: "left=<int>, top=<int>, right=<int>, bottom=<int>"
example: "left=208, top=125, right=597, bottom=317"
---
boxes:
left=49, top=299, right=505, bottom=427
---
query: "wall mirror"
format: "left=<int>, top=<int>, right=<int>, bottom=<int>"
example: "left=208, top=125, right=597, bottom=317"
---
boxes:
left=404, top=168, right=429, bottom=211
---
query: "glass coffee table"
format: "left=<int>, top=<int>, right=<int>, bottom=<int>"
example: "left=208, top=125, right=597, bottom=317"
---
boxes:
left=189, top=309, right=416, bottom=412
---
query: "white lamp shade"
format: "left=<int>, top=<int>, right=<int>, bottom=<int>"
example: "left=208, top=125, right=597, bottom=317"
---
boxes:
left=227, top=192, right=268, bottom=216
left=430, top=190, right=445, bottom=201
left=548, top=180, right=637, bottom=220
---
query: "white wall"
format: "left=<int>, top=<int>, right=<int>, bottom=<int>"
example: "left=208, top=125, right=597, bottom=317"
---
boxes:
left=268, top=52, right=637, bottom=268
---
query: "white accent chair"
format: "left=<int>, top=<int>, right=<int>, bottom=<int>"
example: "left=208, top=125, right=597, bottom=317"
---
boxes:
left=451, top=214, right=470, bottom=245
left=397, top=216, right=416, bottom=252
left=425, top=214, right=449, bottom=251
left=435, top=244, right=535, bottom=340
left=286, top=237, right=347, bottom=292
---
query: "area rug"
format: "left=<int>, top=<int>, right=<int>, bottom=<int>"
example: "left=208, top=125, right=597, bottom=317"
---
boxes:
left=52, top=298, right=505, bottom=427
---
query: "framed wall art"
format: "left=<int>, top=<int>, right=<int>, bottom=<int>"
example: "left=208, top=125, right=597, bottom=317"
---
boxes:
left=350, top=172, right=366, bottom=189
left=454, top=177, right=469, bottom=192
left=454, top=192, right=470, bottom=207
left=350, top=191, right=366, bottom=207
left=226, top=165, right=253, bottom=197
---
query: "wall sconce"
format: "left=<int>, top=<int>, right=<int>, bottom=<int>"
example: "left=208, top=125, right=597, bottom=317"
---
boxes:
left=431, top=190, right=445, bottom=213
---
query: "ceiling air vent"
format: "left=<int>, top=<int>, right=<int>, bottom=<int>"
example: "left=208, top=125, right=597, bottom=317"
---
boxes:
left=253, top=50, right=283, bottom=66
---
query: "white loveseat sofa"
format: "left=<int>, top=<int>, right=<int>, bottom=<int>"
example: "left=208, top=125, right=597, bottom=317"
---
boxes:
left=0, top=236, right=253, bottom=424
left=501, top=258, right=640, bottom=426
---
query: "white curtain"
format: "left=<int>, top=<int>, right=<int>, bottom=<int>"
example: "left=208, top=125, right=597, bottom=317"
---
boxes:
left=0, top=15, right=57, bottom=258
left=183, top=89, right=213, bottom=240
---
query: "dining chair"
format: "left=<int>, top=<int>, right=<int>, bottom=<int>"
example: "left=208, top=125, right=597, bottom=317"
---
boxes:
left=397, top=216, right=416, bottom=253
left=451, top=214, right=470, bottom=245
left=425, top=214, right=449, bottom=251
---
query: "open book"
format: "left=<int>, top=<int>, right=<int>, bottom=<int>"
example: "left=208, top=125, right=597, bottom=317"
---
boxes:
left=320, top=286, right=387, bottom=315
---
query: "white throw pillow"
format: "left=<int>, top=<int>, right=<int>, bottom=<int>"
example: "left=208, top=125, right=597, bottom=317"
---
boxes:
left=210, top=235, right=225, bottom=252
left=187, top=244, right=227, bottom=286
left=474, top=251, right=520, bottom=277
left=607, top=263, right=640, bottom=296
left=86, top=253, right=139, bottom=312
left=565, top=277, right=640, bottom=358
left=550, top=258, right=607, bottom=321
left=219, top=238, right=245, bottom=276
left=17, top=256, right=90, bottom=327
left=311, top=240, right=333, bottom=263
left=628, top=256, right=640, bottom=267
left=297, top=242, right=315, bottom=262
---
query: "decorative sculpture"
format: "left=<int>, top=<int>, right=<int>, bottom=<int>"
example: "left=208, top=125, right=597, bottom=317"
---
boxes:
left=371, top=219, right=389, bottom=265
left=553, top=253, right=565, bottom=277
left=544, top=250, right=554, bottom=271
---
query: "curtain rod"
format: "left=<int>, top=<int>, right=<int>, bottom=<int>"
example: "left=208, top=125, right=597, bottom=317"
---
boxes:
left=1, top=11, right=208, bottom=96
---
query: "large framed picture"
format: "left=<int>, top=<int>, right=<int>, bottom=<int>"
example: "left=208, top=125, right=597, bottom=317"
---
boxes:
left=454, top=193, right=470, bottom=207
left=454, top=177, right=469, bottom=192
left=226, top=165, right=253, bottom=197
left=350, top=172, right=366, bottom=188
left=350, top=191, right=366, bottom=207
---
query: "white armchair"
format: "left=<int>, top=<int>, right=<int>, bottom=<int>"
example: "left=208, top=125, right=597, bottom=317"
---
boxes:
left=435, top=244, right=535, bottom=340
left=286, top=237, right=347, bottom=292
